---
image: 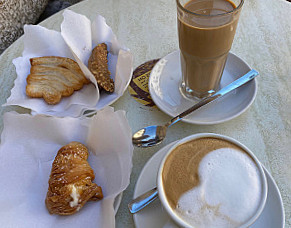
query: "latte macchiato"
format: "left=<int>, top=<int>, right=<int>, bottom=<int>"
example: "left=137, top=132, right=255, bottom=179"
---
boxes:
left=177, top=0, right=243, bottom=99
left=160, top=136, right=266, bottom=228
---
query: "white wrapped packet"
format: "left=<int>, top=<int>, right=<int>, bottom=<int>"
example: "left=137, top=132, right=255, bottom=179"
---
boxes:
left=5, top=10, right=133, bottom=117
left=0, top=107, right=133, bottom=227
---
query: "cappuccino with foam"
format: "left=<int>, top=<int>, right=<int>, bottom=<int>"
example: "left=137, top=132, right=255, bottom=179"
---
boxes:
left=161, top=137, right=265, bottom=228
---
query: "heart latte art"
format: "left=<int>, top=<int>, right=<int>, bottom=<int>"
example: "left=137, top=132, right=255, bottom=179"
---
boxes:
left=162, top=138, right=263, bottom=228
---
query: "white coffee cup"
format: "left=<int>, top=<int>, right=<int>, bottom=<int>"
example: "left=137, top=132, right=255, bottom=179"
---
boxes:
left=157, top=133, right=268, bottom=228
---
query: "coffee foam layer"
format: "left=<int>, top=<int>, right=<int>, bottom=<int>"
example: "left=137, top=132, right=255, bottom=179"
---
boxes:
left=175, top=147, right=262, bottom=228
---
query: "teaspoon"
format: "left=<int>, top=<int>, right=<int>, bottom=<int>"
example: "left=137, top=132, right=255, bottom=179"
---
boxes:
left=132, top=69, right=259, bottom=147
left=128, top=187, right=158, bottom=214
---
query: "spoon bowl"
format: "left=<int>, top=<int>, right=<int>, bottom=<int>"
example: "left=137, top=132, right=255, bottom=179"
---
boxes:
left=132, top=126, right=167, bottom=147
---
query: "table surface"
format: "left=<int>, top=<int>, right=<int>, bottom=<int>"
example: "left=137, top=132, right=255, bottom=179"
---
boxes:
left=0, top=0, right=290, bottom=227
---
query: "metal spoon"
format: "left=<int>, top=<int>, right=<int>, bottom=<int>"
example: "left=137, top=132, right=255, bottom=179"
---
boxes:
left=128, top=187, right=158, bottom=213
left=132, top=69, right=259, bottom=147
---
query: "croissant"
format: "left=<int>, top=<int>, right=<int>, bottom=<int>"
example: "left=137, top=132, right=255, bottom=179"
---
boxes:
left=88, top=43, right=114, bottom=93
left=26, top=56, right=90, bottom=105
left=45, top=142, right=103, bottom=215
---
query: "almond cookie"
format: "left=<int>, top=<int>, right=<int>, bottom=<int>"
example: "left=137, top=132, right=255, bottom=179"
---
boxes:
left=88, top=43, right=114, bottom=93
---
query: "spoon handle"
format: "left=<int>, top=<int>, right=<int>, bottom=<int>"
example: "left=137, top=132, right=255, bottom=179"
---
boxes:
left=128, top=187, right=158, bottom=214
left=168, top=69, right=259, bottom=126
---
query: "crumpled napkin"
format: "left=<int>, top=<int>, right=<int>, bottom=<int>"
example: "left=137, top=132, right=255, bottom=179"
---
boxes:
left=4, top=9, right=133, bottom=117
left=0, top=107, right=133, bottom=228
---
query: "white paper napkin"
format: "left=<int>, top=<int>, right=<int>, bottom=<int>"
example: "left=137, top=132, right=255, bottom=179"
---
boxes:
left=4, top=10, right=133, bottom=117
left=0, top=107, right=133, bottom=228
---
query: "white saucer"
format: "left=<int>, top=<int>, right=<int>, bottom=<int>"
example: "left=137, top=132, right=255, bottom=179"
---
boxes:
left=133, top=142, right=285, bottom=228
left=149, top=51, right=257, bottom=125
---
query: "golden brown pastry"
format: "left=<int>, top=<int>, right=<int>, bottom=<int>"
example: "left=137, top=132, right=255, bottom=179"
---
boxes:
left=26, top=56, right=90, bottom=105
left=88, top=43, right=114, bottom=93
left=45, top=142, right=103, bottom=215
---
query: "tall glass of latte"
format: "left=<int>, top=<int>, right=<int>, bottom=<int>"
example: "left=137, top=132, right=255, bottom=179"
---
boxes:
left=177, top=0, right=244, bottom=100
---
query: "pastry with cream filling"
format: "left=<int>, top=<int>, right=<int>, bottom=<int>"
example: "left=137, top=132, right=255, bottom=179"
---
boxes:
left=45, top=142, right=103, bottom=215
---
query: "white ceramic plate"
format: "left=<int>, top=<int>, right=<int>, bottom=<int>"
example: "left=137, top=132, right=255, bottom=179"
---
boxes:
left=133, top=141, right=285, bottom=228
left=149, top=51, right=257, bottom=125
